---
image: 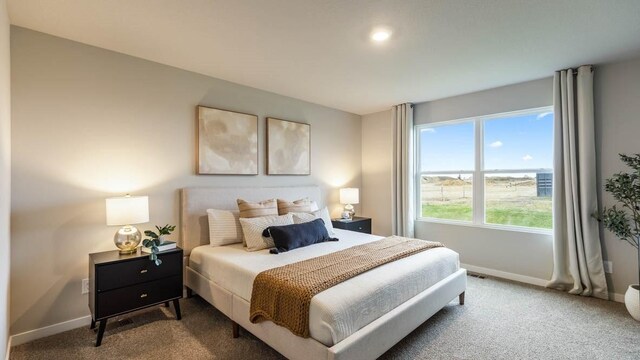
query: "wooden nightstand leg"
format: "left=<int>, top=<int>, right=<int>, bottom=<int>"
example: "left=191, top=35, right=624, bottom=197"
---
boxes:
left=173, top=299, right=182, bottom=320
left=95, top=319, right=107, bottom=347
left=459, top=292, right=465, bottom=305
left=89, top=319, right=96, bottom=330
left=232, top=321, right=239, bottom=338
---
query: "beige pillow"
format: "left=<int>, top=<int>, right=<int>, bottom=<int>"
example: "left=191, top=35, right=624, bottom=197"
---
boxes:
left=292, top=207, right=335, bottom=236
left=207, top=209, right=243, bottom=246
left=277, top=198, right=318, bottom=215
left=239, top=213, right=294, bottom=251
left=237, top=198, right=278, bottom=218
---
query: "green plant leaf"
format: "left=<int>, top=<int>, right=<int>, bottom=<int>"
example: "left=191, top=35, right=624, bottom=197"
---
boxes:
left=600, top=154, right=640, bottom=250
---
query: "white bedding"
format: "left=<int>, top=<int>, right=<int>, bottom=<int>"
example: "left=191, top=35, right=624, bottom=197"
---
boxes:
left=189, top=229, right=459, bottom=346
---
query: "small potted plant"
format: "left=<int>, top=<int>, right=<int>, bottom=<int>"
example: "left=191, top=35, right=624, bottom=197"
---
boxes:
left=598, top=154, right=640, bottom=321
left=142, top=224, right=176, bottom=266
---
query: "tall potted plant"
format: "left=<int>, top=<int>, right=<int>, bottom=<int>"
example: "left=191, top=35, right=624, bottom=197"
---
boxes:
left=599, top=153, right=640, bottom=320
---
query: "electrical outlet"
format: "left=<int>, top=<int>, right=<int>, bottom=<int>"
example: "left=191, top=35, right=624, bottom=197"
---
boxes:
left=82, top=278, right=89, bottom=294
left=603, top=261, right=613, bottom=274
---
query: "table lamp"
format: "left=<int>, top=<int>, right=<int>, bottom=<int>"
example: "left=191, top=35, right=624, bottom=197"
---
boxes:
left=339, top=188, right=359, bottom=220
left=106, top=195, right=149, bottom=254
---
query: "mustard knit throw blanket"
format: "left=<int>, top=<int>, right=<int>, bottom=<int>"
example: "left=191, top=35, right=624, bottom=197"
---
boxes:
left=249, top=236, right=444, bottom=337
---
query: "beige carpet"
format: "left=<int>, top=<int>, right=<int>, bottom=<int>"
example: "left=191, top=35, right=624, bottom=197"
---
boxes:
left=9, top=276, right=640, bottom=359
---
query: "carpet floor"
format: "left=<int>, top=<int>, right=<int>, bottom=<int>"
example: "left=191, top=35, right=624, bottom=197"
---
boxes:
left=9, top=276, right=640, bottom=360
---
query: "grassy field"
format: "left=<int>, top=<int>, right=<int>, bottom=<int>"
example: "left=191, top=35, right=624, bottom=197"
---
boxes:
left=420, top=175, right=552, bottom=229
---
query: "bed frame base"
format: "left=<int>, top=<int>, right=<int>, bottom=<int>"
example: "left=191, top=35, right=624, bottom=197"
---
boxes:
left=232, top=321, right=240, bottom=338
left=186, top=266, right=466, bottom=360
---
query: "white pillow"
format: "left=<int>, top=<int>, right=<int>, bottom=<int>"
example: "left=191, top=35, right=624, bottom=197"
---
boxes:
left=207, top=209, right=243, bottom=246
left=292, top=207, right=335, bottom=236
left=239, top=213, right=294, bottom=251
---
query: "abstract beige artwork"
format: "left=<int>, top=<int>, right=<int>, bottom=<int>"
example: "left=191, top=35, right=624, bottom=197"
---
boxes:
left=197, top=106, right=258, bottom=175
left=267, top=117, right=310, bottom=175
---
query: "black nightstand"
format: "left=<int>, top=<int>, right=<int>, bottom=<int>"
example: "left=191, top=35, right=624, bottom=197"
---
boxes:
left=332, top=217, right=372, bottom=234
left=88, top=247, right=183, bottom=346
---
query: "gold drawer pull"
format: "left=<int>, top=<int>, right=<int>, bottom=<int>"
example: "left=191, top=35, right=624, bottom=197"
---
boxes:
left=140, top=269, right=148, bottom=274
left=140, top=293, right=148, bottom=298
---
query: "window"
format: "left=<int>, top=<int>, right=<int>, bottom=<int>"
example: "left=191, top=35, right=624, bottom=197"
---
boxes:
left=416, top=108, right=554, bottom=231
left=418, top=122, right=474, bottom=221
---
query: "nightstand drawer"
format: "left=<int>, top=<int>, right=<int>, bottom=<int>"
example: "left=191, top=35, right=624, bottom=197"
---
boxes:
left=332, top=217, right=372, bottom=234
left=96, top=251, right=182, bottom=291
left=96, top=275, right=182, bottom=319
left=352, top=221, right=371, bottom=233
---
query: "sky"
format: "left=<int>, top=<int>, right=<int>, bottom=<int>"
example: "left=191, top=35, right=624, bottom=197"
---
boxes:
left=419, top=110, right=554, bottom=172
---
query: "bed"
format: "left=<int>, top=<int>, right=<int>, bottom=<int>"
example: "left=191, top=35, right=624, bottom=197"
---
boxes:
left=180, top=186, right=467, bottom=360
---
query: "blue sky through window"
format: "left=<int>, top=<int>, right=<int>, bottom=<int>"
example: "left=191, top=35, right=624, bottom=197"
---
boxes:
left=420, top=122, right=474, bottom=171
left=420, top=110, right=553, bottom=172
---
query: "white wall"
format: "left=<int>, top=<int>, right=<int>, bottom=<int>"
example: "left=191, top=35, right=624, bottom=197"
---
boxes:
left=10, top=27, right=362, bottom=335
left=0, top=0, right=10, bottom=357
left=361, top=110, right=393, bottom=236
left=594, top=57, right=640, bottom=295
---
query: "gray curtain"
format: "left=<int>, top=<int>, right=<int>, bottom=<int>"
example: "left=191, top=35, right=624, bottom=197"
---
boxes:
left=547, top=65, right=608, bottom=299
left=392, top=103, right=415, bottom=237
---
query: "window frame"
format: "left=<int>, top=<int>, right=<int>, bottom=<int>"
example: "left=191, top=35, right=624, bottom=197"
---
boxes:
left=415, top=106, right=554, bottom=234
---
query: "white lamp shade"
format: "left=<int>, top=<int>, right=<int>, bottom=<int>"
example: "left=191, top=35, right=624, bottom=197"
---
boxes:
left=340, top=188, right=359, bottom=205
left=106, top=195, right=149, bottom=226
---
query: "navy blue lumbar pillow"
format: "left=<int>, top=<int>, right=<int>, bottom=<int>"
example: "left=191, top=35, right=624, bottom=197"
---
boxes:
left=263, top=218, right=338, bottom=254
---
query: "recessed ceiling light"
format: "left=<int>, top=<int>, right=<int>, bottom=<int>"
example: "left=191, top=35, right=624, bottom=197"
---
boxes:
left=371, top=28, right=391, bottom=42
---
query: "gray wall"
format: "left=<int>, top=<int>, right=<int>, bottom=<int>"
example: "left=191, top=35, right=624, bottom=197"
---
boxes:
left=361, top=110, right=393, bottom=236
left=361, top=79, right=555, bottom=281
left=413, top=78, right=555, bottom=281
left=10, top=27, right=362, bottom=335
left=595, top=57, right=640, bottom=295
left=1, top=0, right=10, bottom=357
left=362, top=67, right=640, bottom=297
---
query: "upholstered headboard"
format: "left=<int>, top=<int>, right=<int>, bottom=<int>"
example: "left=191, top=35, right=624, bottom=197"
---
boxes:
left=180, top=186, right=322, bottom=257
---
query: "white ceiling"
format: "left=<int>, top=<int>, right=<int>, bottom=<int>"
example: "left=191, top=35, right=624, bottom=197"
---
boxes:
left=8, top=0, right=640, bottom=115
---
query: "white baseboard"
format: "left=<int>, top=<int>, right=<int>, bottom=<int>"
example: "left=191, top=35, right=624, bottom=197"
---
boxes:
left=4, top=336, right=11, bottom=360
left=9, top=315, right=91, bottom=347
left=461, top=263, right=549, bottom=287
left=461, top=263, right=625, bottom=303
left=611, top=292, right=625, bottom=303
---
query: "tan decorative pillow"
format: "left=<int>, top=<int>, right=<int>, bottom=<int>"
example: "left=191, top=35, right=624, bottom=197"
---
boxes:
left=291, top=207, right=335, bottom=236
left=239, top=213, right=294, bottom=251
left=237, top=198, right=278, bottom=218
left=277, top=198, right=318, bottom=215
left=207, top=209, right=243, bottom=246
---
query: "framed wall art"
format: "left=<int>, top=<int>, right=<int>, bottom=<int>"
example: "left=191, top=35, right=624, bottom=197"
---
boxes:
left=266, top=117, right=310, bottom=175
left=197, top=106, right=258, bottom=175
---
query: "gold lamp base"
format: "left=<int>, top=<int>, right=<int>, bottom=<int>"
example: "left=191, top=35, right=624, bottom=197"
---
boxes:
left=114, top=225, right=141, bottom=254
left=342, top=204, right=355, bottom=220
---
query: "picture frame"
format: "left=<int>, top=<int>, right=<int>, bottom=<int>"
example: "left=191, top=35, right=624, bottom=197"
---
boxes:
left=266, top=117, right=311, bottom=175
left=197, top=106, right=258, bottom=175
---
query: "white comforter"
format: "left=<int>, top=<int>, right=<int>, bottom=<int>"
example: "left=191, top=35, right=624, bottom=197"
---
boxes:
left=189, top=229, right=459, bottom=346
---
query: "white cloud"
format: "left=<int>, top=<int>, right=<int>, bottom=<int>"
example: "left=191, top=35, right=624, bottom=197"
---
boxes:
left=423, top=128, right=436, bottom=133
left=489, top=140, right=503, bottom=148
left=522, top=154, right=533, bottom=161
left=536, top=112, right=552, bottom=120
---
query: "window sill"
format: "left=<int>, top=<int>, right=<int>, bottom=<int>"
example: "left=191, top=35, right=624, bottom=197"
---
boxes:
left=415, top=218, right=553, bottom=236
